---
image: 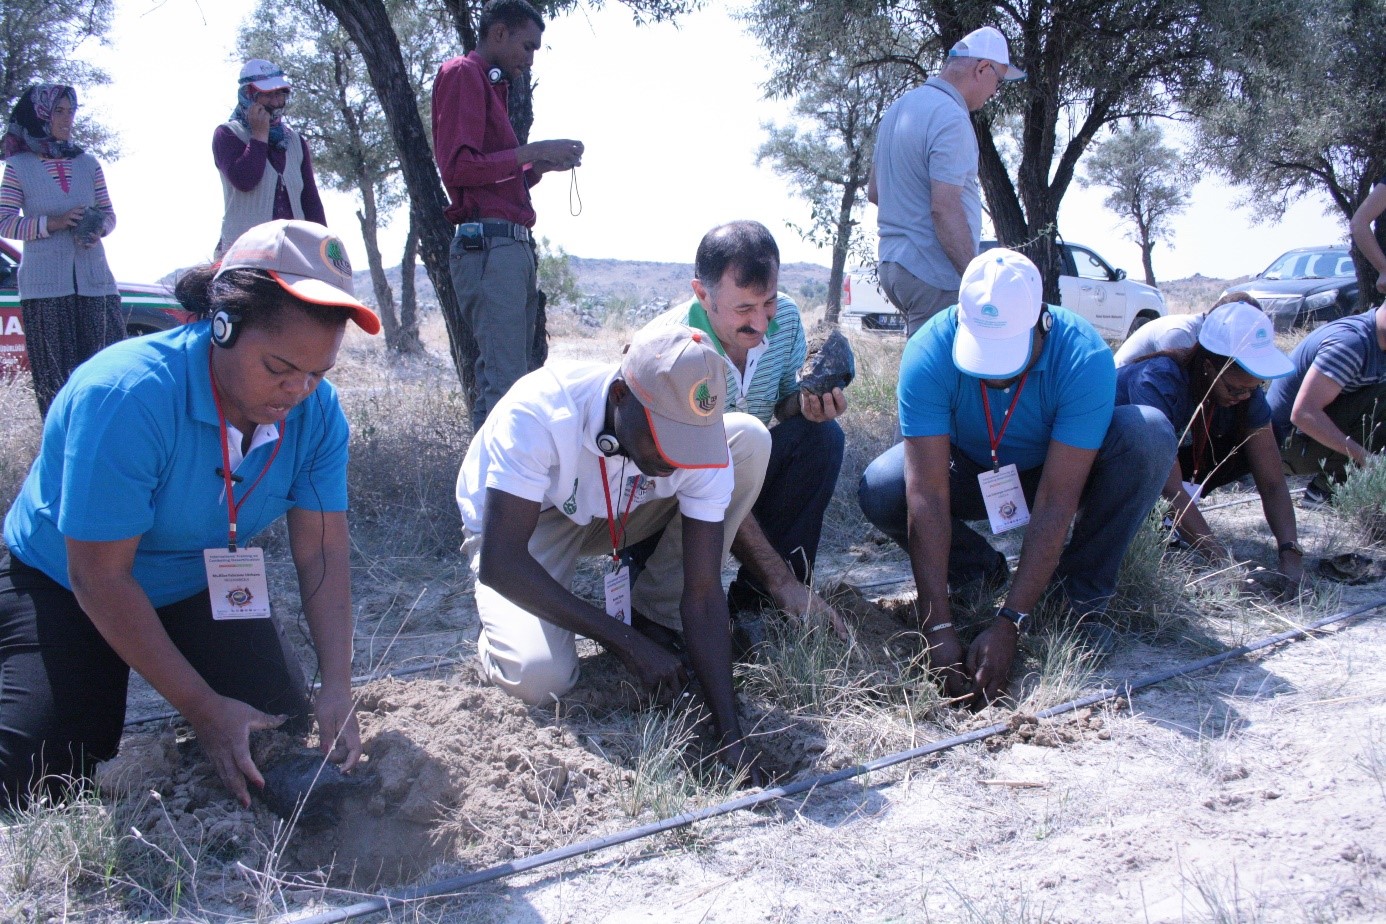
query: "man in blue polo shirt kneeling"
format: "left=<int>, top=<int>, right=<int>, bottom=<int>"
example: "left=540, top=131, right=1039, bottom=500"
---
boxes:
left=858, top=249, right=1175, bottom=704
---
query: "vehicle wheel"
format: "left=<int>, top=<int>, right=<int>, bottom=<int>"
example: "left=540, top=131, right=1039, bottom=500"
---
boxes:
left=1127, top=313, right=1156, bottom=337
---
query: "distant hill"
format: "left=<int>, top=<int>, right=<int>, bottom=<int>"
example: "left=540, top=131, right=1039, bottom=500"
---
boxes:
left=348, top=257, right=831, bottom=313
left=346, top=256, right=1239, bottom=320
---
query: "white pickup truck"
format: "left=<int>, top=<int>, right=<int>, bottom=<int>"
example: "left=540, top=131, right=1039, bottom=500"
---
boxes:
left=840, top=241, right=1166, bottom=340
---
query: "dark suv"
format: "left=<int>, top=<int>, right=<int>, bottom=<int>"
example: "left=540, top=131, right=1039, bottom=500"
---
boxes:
left=0, top=240, right=195, bottom=375
left=1221, top=246, right=1361, bottom=331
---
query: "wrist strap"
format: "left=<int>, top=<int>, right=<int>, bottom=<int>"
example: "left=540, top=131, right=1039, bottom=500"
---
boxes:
left=923, top=622, right=953, bottom=634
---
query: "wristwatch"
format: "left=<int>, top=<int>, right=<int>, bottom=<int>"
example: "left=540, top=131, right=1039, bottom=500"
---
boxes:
left=1279, top=541, right=1305, bottom=556
left=997, top=606, right=1029, bottom=631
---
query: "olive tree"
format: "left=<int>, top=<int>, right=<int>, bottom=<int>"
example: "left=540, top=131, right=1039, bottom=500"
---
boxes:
left=0, top=0, right=115, bottom=154
left=1190, top=0, right=1386, bottom=304
left=1080, top=122, right=1194, bottom=287
left=745, top=0, right=1221, bottom=303
left=757, top=62, right=909, bottom=324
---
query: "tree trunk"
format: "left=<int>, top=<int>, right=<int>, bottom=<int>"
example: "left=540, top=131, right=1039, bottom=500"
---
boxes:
left=825, top=179, right=859, bottom=326
left=355, top=188, right=401, bottom=348
left=1140, top=240, right=1157, bottom=288
left=317, top=0, right=478, bottom=410
left=400, top=218, right=419, bottom=338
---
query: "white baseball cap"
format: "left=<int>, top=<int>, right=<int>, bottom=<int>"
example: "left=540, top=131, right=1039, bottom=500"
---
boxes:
left=1197, top=301, right=1293, bottom=380
left=949, top=26, right=1026, bottom=81
left=239, top=60, right=291, bottom=93
left=953, top=249, right=1044, bottom=379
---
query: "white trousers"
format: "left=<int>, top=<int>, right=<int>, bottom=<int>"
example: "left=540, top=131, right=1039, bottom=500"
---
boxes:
left=468, top=413, right=771, bottom=705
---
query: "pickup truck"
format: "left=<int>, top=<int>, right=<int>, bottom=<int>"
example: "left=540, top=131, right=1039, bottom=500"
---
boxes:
left=0, top=239, right=195, bottom=376
left=841, top=241, right=1167, bottom=340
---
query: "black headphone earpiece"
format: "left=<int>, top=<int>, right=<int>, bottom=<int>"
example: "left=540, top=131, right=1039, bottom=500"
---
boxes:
left=1037, top=306, right=1054, bottom=335
left=596, top=431, right=621, bottom=457
left=210, top=309, right=242, bottom=348
left=487, top=67, right=503, bottom=84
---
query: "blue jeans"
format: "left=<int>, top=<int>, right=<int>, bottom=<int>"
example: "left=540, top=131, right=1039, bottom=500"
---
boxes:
left=857, top=405, right=1175, bottom=613
left=725, top=415, right=844, bottom=609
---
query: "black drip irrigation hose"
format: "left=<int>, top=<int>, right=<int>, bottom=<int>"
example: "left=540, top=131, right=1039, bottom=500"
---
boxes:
left=274, top=597, right=1386, bottom=924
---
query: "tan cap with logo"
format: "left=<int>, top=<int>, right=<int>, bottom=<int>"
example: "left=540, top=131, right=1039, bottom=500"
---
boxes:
left=621, top=324, right=729, bottom=469
left=216, top=219, right=381, bottom=335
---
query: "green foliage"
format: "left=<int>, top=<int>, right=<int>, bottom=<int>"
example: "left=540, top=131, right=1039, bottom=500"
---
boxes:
left=1191, top=0, right=1386, bottom=226
left=239, top=0, right=449, bottom=214
left=756, top=62, right=907, bottom=319
left=0, top=0, right=117, bottom=156
left=745, top=0, right=1222, bottom=302
left=1332, top=454, right=1386, bottom=541
left=1080, top=121, right=1194, bottom=285
left=537, top=236, right=584, bottom=308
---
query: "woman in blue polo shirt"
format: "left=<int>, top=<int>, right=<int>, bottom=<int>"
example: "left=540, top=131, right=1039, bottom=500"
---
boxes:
left=1116, top=300, right=1304, bottom=588
left=0, top=220, right=379, bottom=808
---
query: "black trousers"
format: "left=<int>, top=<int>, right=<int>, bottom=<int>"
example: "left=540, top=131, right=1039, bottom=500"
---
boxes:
left=0, top=553, right=310, bottom=807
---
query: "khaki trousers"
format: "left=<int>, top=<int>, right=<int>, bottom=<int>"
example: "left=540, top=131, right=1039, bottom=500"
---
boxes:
left=468, top=414, right=771, bottom=705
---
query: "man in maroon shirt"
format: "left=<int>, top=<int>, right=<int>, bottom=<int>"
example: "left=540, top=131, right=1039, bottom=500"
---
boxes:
left=432, top=0, right=583, bottom=430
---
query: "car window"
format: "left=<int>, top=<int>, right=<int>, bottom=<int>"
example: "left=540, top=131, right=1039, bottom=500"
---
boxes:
left=1263, top=249, right=1350, bottom=279
left=1069, top=246, right=1111, bottom=280
left=0, top=251, right=15, bottom=288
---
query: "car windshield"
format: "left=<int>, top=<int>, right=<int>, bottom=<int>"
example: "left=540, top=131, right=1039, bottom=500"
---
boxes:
left=1261, top=249, right=1353, bottom=280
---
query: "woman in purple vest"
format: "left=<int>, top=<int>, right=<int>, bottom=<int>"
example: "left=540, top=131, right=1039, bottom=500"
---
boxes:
left=0, top=85, right=122, bottom=417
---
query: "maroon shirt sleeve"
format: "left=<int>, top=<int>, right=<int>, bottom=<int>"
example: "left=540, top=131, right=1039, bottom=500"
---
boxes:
left=431, top=57, right=523, bottom=189
left=212, top=124, right=270, bottom=193
left=299, top=138, right=327, bottom=226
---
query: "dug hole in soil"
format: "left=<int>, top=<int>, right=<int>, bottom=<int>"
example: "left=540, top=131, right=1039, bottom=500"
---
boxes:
left=95, top=582, right=935, bottom=890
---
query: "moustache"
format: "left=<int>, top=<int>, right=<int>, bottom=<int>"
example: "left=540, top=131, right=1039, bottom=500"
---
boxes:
left=737, top=326, right=761, bottom=336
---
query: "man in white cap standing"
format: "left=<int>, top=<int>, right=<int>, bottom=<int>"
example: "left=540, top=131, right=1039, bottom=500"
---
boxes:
left=456, top=324, right=772, bottom=782
left=858, top=250, right=1175, bottom=704
left=213, top=60, right=326, bottom=258
left=869, top=26, right=1025, bottom=334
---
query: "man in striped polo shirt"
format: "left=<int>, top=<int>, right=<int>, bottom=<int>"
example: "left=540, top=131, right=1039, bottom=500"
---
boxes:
left=1269, top=306, right=1386, bottom=506
left=645, top=221, right=848, bottom=633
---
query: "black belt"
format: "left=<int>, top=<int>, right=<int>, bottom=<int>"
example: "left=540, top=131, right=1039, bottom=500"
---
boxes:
left=457, top=220, right=531, bottom=243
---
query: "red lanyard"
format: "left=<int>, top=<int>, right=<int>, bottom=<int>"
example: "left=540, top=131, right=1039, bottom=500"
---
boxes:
left=598, top=456, right=639, bottom=565
left=208, top=350, right=285, bottom=551
left=980, top=375, right=1029, bottom=472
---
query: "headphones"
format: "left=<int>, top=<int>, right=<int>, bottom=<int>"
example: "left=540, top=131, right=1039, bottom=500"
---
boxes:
left=596, top=431, right=622, bottom=457
left=1036, top=306, right=1054, bottom=335
left=487, top=67, right=503, bottom=84
left=210, top=308, right=242, bottom=348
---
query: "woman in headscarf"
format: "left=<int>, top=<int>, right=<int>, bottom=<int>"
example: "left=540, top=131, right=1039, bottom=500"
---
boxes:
left=212, top=60, right=326, bottom=258
left=0, top=84, right=123, bottom=417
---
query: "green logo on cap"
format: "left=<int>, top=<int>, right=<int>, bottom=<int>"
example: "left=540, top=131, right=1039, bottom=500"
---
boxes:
left=321, top=237, right=352, bottom=277
left=692, top=380, right=718, bottom=415
left=981, top=304, right=1000, bottom=318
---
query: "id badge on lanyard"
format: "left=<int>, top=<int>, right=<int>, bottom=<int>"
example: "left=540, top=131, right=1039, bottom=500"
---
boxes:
left=979, top=377, right=1032, bottom=534
left=204, top=349, right=284, bottom=619
left=599, top=457, right=638, bottom=625
left=205, top=547, right=272, bottom=619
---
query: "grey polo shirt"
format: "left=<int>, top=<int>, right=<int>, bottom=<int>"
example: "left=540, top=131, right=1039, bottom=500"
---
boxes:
left=873, top=77, right=981, bottom=290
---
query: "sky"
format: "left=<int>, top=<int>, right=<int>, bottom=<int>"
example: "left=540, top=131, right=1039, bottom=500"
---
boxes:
left=70, top=0, right=1348, bottom=287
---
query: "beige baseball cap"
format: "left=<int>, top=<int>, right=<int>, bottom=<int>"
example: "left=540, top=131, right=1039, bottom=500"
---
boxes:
left=216, top=220, right=381, bottom=335
left=620, top=325, right=729, bottom=469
